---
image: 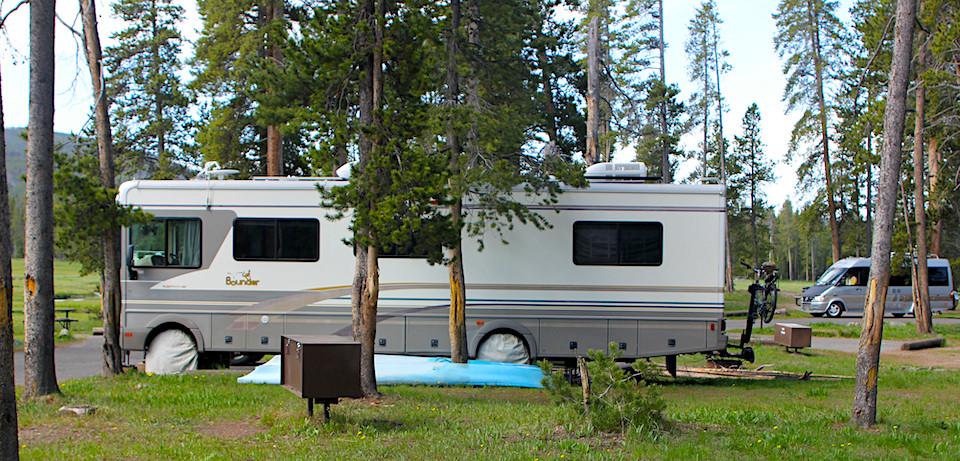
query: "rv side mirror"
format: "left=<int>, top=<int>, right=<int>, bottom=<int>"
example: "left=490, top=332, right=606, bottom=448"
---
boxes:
left=126, top=244, right=139, bottom=280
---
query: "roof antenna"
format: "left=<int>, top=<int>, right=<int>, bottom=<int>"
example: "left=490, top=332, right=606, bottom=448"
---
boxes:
left=196, top=161, right=239, bottom=180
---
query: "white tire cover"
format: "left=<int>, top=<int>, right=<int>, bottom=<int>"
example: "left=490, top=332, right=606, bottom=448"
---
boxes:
left=476, top=333, right=529, bottom=364
left=145, top=329, right=199, bottom=375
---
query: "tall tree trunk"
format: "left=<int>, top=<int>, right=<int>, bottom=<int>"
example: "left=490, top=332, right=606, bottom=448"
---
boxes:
left=866, top=116, right=873, bottom=246
left=265, top=0, right=284, bottom=176
left=911, top=38, right=932, bottom=334
left=0, top=62, right=21, bottom=461
left=853, top=0, right=915, bottom=428
left=807, top=0, right=841, bottom=263
left=585, top=14, right=600, bottom=166
left=24, top=0, right=60, bottom=399
left=927, top=137, right=941, bottom=256
left=658, top=0, right=669, bottom=182
left=446, top=0, right=468, bottom=364
left=80, top=0, right=124, bottom=375
left=701, top=31, right=709, bottom=176
left=359, top=245, right=379, bottom=395
left=712, top=24, right=733, bottom=292
left=149, top=0, right=166, bottom=174
left=751, top=143, right=758, bottom=267
left=536, top=45, right=559, bottom=149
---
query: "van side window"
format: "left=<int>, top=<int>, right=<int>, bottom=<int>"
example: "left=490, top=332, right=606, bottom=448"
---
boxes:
left=234, top=218, right=319, bottom=262
left=929, top=267, right=949, bottom=287
left=130, top=218, right=202, bottom=268
left=573, top=222, right=663, bottom=266
left=842, top=267, right=870, bottom=286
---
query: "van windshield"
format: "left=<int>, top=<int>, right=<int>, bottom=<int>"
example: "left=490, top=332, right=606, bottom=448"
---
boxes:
left=816, top=267, right=846, bottom=286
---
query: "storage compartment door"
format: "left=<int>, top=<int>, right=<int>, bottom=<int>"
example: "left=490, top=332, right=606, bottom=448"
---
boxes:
left=245, top=314, right=284, bottom=352
left=538, top=320, right=607, bottom=357
left=375, top=316, right=405, bottom=353
left=405, top=316, right=450, bottom=354
left=211, top=314, right=245, bottom=350
left=638, top=320, right=707, bottom=356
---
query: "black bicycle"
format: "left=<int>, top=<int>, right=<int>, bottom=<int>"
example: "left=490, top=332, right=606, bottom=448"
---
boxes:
left=744, top=261, right=780, bottom=324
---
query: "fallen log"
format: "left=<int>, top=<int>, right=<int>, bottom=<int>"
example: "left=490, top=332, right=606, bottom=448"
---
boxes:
left=900, top=337, right=945, bottom=351
left=657, top=365, right=850, bottom=381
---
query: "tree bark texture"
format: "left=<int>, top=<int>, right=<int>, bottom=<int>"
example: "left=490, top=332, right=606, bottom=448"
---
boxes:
left=911, top=39, right=932, bottom=335
left=584, top=15, right=600, bottom=166
left=658, top=0, right=669, bottom=182
left=927, top=137, right=941, bottom=256
left=359, top=245, right=379, bottom=396
left=852, top=0, right=915, bottom=429
left=806, top=0, right=841, bottom=263
left=445, top=0, right=468, bottom=364
left=24, top=0, right=60, bottom=398
left=80, top=0, right=124, bottom=375
left=265, top=0, right=284, bottom=176
left=0, top=62, right=21, bottom=461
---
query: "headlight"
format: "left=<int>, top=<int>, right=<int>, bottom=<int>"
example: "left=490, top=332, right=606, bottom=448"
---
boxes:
left=813, top=295, right=826, bottom=302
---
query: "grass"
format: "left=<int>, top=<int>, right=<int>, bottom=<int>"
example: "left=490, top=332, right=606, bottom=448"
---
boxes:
left=749, top=321, right=960, bottom=342
left=13, top=345, right=960, bottom=460
left=10, top=258, right=102, bottom=347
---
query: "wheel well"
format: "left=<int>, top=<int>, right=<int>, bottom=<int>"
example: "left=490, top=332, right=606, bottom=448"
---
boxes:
left=145, top=323, right=198, bottom=351
left=477, top=328, right=531, bottom=355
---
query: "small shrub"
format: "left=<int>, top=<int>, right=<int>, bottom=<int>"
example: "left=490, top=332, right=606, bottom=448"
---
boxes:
left=540, top=344, right=666, bottom=435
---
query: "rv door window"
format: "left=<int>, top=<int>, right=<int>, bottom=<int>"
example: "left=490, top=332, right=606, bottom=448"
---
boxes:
left=130, top=219, right=201, bottom=268
left=573, top=222, right=662, bottom=266
left=233, top=218, right=319, bottom=262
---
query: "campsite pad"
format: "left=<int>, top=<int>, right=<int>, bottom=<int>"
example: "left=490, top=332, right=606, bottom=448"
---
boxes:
left=237, top=354, right=544, bottom=388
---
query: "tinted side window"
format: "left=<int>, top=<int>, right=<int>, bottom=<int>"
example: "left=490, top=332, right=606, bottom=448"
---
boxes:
left=574, top=222, right=663, bottom=266
left=929, top=267, right=949, bottom=287
left=842, top=267, right=870, bottom=287
left=234, top=219, right=319, bottom=262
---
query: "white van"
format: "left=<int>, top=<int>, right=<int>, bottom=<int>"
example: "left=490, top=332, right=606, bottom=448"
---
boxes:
left=798, top=257, right=957, bottom=318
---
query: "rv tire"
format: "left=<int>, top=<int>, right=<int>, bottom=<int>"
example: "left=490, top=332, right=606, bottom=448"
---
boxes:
left=476, top=331, right=531, bottom=364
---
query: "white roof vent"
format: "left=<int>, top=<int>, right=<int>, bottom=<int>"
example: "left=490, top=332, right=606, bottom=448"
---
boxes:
left=195, top=161, right=239, bottom=180
left=335, top=162, right=354, bottom=180
left=584, top=162, right=649, bottom=179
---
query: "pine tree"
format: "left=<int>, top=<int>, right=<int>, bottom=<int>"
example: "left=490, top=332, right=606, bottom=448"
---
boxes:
left=0, top=58, right=19, bottom=461
left=106, top=0, right=193, bottom=179
left=731, top=103, right=774, bottom=267
left=774, top=0, right=846, bottom=263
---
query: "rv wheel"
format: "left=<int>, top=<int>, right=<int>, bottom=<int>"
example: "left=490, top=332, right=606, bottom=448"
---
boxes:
left=825, top=302, right=844, bottom=318
left=476, top=332, right=530, bottom=364
left=145, top=329, right=199, bottom=375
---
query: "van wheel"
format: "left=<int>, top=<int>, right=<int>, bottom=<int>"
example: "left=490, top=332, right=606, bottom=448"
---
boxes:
left=892, top=313, right=905, bottom=318
left=231, top=353, right=265, bottom=366
left=476, top=332, right=530, bottom=364
left=825, top=303, right=844, bottom=318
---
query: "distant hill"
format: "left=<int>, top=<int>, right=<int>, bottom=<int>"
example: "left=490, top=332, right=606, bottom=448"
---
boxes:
left=4, top=127, right=75, bottom=196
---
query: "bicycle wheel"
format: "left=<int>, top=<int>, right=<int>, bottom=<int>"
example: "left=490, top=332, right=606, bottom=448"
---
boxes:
left=761, top=286, right=778, bottom=323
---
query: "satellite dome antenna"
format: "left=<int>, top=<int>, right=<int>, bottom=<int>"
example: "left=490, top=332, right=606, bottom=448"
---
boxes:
left=196, top=161, right=240, bottom=180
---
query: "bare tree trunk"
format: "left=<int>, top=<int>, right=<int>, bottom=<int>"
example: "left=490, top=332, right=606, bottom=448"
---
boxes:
left=359, top=245, right=379, bottom=396
left=806, top=0, right=841, bottom=263
left=585, top=14, right=600, bottom=166
left=80, top=0, right=124, bottom=375
left=853, top=0, right=915, bottom=428
left=712, top=25, right=733, bottom=292
left=24, top=0, right=60, bottom=399
left=866, top=116, right=873, bottom=246
left=658, top=0, right=669, bottom=182
left=927, top=137, right=941, bottom=256
left=265, top=0, right=284, bottom=176
left=912, top=39, right=932, bottom=335
left=0, top=62, right=21, bottom=461
left=445, top=0, right=468, bottom=364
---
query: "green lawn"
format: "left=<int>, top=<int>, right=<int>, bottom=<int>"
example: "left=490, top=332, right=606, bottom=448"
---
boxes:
left=748, top=321, right=960, bottom=342
left=11, top=258, right=102, bottom=347
left=13, top=345, right=960, bottom=460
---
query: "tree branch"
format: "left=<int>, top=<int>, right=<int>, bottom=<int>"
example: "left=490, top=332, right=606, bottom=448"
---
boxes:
left=0, top=0, right=29, bottom=29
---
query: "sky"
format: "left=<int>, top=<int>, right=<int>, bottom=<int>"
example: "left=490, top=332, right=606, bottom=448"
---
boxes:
left=0, top=0, right=854, bottom=210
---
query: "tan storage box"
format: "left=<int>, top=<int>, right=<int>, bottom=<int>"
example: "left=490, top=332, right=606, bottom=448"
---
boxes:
left=774, top=323, right=811, bottom=349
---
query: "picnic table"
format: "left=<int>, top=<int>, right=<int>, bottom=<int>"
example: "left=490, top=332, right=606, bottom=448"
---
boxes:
left=55, top=307, right=78, bottom=332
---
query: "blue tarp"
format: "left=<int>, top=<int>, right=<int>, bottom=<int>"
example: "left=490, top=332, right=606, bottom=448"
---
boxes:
left=237, top=354, right=544, bottom=388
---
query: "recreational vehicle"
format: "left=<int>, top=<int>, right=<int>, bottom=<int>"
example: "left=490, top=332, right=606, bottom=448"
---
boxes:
left=118, top=163, right=737, bottom=369
left=798, top=257, right=957, bottom=318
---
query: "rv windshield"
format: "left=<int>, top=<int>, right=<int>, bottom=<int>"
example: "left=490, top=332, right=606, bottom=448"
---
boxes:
left=816, top=267, right=846, bottom=286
